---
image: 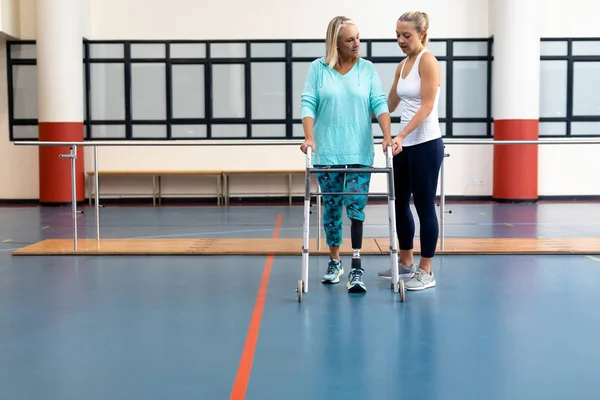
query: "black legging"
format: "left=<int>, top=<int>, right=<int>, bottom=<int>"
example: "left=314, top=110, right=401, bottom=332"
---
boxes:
left=393, top=137, right=444, bottom=258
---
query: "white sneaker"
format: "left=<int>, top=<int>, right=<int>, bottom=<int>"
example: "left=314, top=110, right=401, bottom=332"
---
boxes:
left=377, top=262, right=417, bottom=280
left=405, top=268, right=436, bottom=291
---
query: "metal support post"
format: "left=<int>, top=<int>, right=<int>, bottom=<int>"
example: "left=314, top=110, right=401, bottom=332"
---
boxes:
left=94, top=146, right=100, bottom=241
left=59, top=145, right=78, bottom=251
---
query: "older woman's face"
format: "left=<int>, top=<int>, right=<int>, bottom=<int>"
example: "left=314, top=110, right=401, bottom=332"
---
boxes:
left=337, top=24, right=360, bottom=58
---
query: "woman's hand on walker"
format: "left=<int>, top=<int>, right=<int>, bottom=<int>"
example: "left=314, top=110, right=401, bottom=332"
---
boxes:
left=392, top=136, right=403, bottom=155
left=382, top=137, right=394, bottom=154
left=300, top=139, right=315, bottom=154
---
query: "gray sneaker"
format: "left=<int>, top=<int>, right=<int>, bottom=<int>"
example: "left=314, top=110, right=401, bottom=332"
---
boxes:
left=377, top=262, right=417, bottom=280
left=405, top=268, right=436, bottom=291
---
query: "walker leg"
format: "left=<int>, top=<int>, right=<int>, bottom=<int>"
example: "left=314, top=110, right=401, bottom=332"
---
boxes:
left=301, top=173, right=310, bottom=295
left=386, top=146, right=404, bottom=302
left=317, top=184, right=322, bottom=251
left=298, top=147, right=313, bottom=302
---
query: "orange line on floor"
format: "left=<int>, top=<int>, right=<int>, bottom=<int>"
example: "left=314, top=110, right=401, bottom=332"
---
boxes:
left=230, top=213, right=282, bottom=400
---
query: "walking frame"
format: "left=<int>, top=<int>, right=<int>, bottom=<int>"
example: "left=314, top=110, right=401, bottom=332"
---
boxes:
left=297, top=145, right=405, bottom=302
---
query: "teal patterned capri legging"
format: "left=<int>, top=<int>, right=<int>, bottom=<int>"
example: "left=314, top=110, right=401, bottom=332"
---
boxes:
left=315, top=164, right=372, bottom=247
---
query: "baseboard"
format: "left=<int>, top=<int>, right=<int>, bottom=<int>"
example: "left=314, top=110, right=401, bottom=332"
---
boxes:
left=0, top=199, right=40, bottom=205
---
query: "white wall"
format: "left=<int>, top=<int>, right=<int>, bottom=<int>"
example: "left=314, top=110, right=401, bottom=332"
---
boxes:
left=0, top=0, right=20, bottom=38
left=0, top=0, right=599, bottom=200
left=89, top=0, right=489, bottom=40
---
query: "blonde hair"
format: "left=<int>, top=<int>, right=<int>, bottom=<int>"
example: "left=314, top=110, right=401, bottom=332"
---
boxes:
left=325, top=16, right=357, bottom=69
left=398, top=11, right=430, bottom=46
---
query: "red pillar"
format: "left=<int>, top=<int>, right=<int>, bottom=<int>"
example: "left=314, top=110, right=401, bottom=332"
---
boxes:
left=491, top=0, right=540, bottom=202
left=36, top=0, right=85, bottom=204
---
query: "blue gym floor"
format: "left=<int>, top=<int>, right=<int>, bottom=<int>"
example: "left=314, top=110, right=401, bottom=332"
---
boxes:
left=1, top=201, right=600, bottom=399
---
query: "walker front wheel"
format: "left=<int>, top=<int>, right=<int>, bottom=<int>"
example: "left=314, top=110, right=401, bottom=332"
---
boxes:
left=297, top=280, right=303, bottom=302
left=399, top=279, right=405, bottom=302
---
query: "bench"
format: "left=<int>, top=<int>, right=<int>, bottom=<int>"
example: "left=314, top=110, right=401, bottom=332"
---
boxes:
left=86, top=170, right=313, bottom=206
left=86, top=171, right=224, bottom=206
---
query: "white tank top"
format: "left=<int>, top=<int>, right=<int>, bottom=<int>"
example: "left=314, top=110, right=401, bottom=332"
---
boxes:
left=396, top=48, right=442, bottom=147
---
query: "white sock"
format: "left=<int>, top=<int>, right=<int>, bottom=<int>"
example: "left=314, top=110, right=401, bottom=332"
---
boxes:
left=353, top=249, right=360, bottom=258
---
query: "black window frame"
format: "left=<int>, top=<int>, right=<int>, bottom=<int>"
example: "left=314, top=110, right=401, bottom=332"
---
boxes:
left=6, top=37, right=600, bottom=141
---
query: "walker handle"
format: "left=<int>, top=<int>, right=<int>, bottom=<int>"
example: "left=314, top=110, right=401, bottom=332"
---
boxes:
left=385, top=145, right=393, bottom=168
left=306, top=145, right=313, bottom=168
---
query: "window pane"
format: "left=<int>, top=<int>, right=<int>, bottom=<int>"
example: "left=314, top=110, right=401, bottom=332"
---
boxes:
left=453, top=61, right=487, bottom=118
left=452, top=122, right=486, bottom=136
left=90, top=125, right=126, bottom=138
left=371, top=42, right=400, bottom=58
left=541, top=41, right=567, bottom=56
left=540, top=60, right=567, bottom=117
left=373, top=62, right=402, bottom=117
left=172, top=125, right=207, bottom=138
left=253, top=124, right=286, bottom=137
left=172, top=65, right=205, bottom=119
left=211, top=43, right=245, bottom=58
left=293, top=42, right=324, bottom=58
left=292, top=41, right=366, bottom=58
left=10, top=44, right=36, bottom=59
left=372, top=122, right=402, bottom=138
left=212, top=64, right=245, bottom=118
left=131, top=43, right=165, bottom=58
left=131, top=63, right=166, bottom=120
left=453, top=41, right=488, bottom=56
left=252, top=62, right=286, bottom=119
left=571, top=121, right=600, bottom=136
left=90, top=63, right=125, bottom=120
left=170, top=43, right=206, bottom=58
left=251, top=43, right=285, bottom=58
left=360, top=42, right=367, bottom=57
left=439, top=60, right=447, bottom=118
left=90, top=44, right=123, bottom=58
left=212, top=124, right=246, bottom=138
left=132, top=125, right=167, bottom=138
left=292, top=62, right=311, bottom=119
left=293, top=123, right=304, bottom=137
left=83, top=64, right=87, bottom=120
left=573, top=62, right=600, bottom=116
left=539, top=122, right=566, bottom=136
left=572, top=41, right=600, bottom=56
left=12, top=125, right=38, bottom=139
left=428, top=41, right=447, bottom=57
left=372, top=41, right=446, bottom=58
left=12, top=65, right=37, bottom=119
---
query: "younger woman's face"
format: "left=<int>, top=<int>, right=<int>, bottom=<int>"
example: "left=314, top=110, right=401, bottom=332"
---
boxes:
left=396, top=20, right=424, bottom=54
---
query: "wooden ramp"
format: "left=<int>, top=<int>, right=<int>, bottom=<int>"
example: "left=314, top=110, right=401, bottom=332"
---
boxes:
left=11, top=237, right=600, bottom=256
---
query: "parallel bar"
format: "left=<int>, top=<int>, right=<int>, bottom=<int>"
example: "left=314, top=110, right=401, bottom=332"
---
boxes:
left=307, top=167, right=392, bottom=174
left=315, top=191, right=389, bottom=196
left=13, top=138, right=600, bottom=147
left=94, top=146, right=100, bottom=241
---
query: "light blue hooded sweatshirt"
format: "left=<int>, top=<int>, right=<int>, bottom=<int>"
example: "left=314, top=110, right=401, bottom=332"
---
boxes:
left=300, top=57, right=389, bottom=166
